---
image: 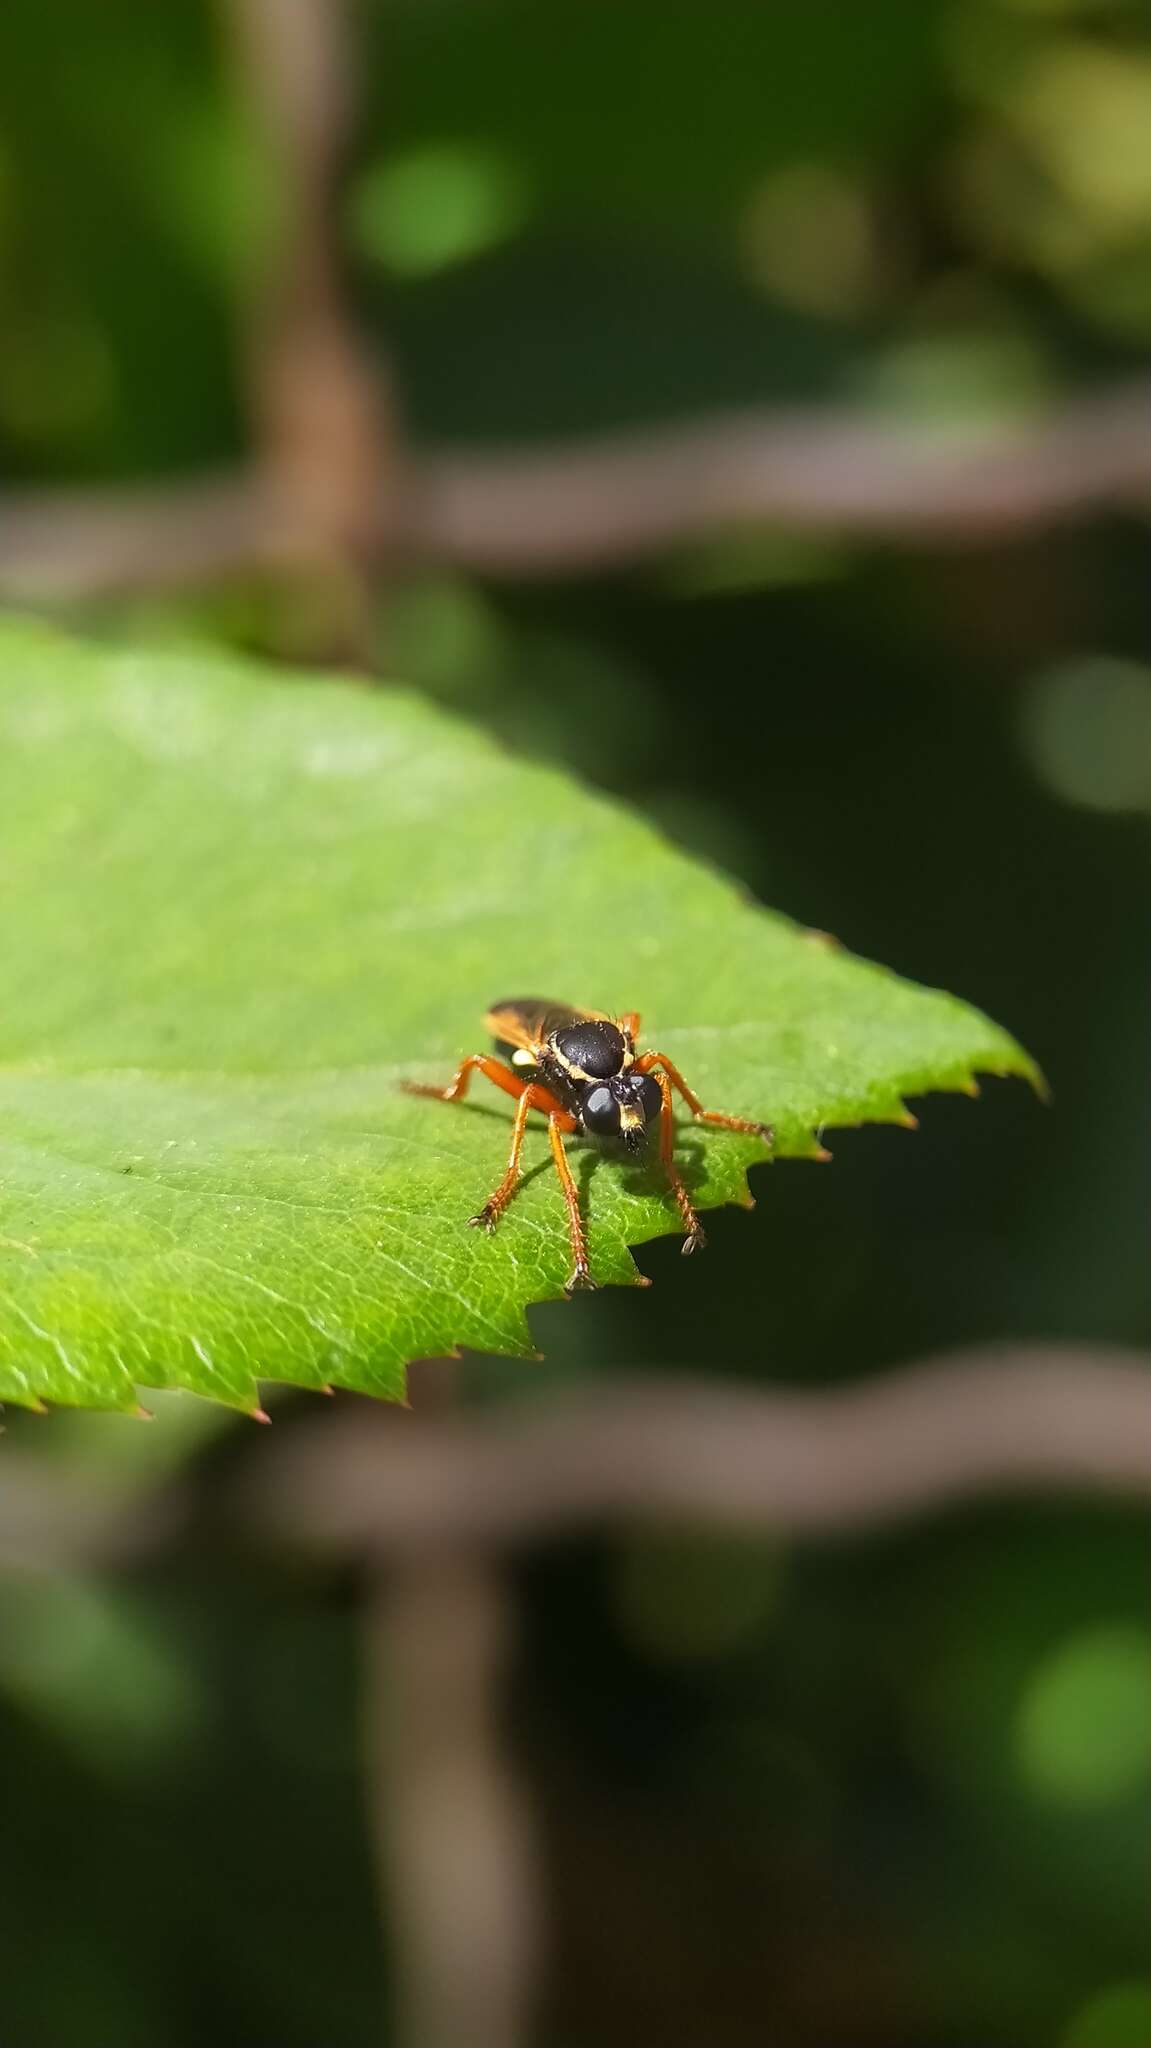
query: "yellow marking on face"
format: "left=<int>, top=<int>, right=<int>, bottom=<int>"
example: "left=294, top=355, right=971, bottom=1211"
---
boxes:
left=618, top=1103, right=644, bottom=1132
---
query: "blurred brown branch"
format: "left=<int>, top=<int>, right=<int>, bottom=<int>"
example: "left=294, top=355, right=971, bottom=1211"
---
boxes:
left=367, top=1556, right=542, bottom=2048
left=2, top=380, right=1147, bottom=602
left=4, top=1346, right=1147, bottom=1573
left=410, top=381, right=1151, bottom=572
left=247, top=1346, right=1151, bottom=1554
left=219, top=0, right=397, bottom=654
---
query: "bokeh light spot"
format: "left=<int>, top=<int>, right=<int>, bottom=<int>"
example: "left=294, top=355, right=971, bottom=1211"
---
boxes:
left=858, top=328, right=1050, bottom=433
left=666, top=527, right=848, bottom=597
left=614, top=1525, right=785, bottom=1664
left=990, top=0, right=1120, bottom=15
left=350, top=142, right=530, bottom=276
left=1010, top=46, right=1151, bottom=229
left=0, top=1575, right=204, bottom=1771
left=0, top=312, right=116, bottom=450
left=388, top=576, right=509, bottom=703
left=1019, top=657, right=1151, bottom=814
left=1060, top=1981, right=1151, bottom=2048
left=1015, top=1624, right=1151, bottom=1807
left=943, top=19, right=1151, bottom=335
left=739, top=161, right=885, bottom=319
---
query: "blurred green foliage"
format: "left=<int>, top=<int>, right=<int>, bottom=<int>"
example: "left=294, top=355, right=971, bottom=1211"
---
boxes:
left=0, top=0, right=1148, bottom=2042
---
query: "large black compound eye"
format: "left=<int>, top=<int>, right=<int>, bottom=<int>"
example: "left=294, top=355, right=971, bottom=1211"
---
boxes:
left=554, top=1019, right=626, bottom=1080
left=581, top=1084, right=621, bottom=1137
left=636, top=1072, right=664, bottom=1125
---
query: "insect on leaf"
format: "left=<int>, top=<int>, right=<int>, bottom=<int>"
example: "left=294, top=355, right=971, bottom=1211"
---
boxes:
left=0, top=619, right=1039, bottom=1413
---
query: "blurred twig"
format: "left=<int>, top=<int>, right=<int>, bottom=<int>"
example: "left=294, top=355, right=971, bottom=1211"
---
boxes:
left=366, top=1555, right=541, bottom=2048
left=5, top=1347, right=1147, bottom=1572
left=246, top=1346, right=1151, bottom=1553
left=1, top=382, right=1149, bottom=602
left=410, top=382, right=1151, bottom=572
left=220, top=0, right=397, bottom=657
left=215, top=21, right=519, bottom=2042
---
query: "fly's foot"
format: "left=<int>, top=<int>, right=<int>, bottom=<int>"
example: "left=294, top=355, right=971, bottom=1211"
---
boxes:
left=701, top=1113, right=774, bottom=1145
left=565, top=1263, right=598, bottom=1294
left=681, top=1226, right=708, bottom=1255
left=730, top=1118, right=773, bottom=1145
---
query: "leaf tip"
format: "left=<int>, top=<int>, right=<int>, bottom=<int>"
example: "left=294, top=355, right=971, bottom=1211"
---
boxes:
left=249, top=1404, right=273, bottom=1426
left=973, top=1047, right=1047, bottom=1103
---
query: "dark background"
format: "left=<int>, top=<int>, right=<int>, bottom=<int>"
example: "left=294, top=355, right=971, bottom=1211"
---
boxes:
left=0, top=3, right=1148, bottom=2045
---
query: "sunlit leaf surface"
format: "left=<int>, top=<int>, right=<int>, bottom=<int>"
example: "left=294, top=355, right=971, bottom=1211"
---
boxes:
left=0, top=620, right=1036, bottom=1411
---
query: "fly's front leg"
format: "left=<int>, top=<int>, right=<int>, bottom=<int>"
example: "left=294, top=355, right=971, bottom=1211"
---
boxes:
left=470, top=1084, right=557, bottom=1233
left=651, top=1066, right=707, bottom=1255
left=548, top=1114, right=595, bottom=1291
left=635, top=1051, right=774, bottom=1146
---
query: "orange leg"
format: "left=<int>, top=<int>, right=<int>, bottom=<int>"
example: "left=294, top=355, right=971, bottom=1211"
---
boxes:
left=470, top=1082, right=561, bottom=1232
left=635, top=1050, right=774, bottom=1144
left=548, top=1113, right=595, bottom=1291
left=401, top=1051, right=527, bottom=1108
left=649, top=1066, right=707, bottom=1254
left=634, top=1049, right=772, bottom=1255
left=402, top=1059, right=581, bottom=1256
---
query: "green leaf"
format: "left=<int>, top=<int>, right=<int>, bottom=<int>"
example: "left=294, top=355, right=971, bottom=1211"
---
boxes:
left=0, top=618, right=1037, bottom=1414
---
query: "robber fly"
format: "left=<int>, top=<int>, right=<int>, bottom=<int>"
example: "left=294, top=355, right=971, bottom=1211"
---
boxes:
left=401, top=998, right=773, bottom=1291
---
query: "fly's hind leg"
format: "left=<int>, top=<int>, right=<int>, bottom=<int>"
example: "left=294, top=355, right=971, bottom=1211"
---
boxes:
left=400, top=1052, right=526, bottom=1108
